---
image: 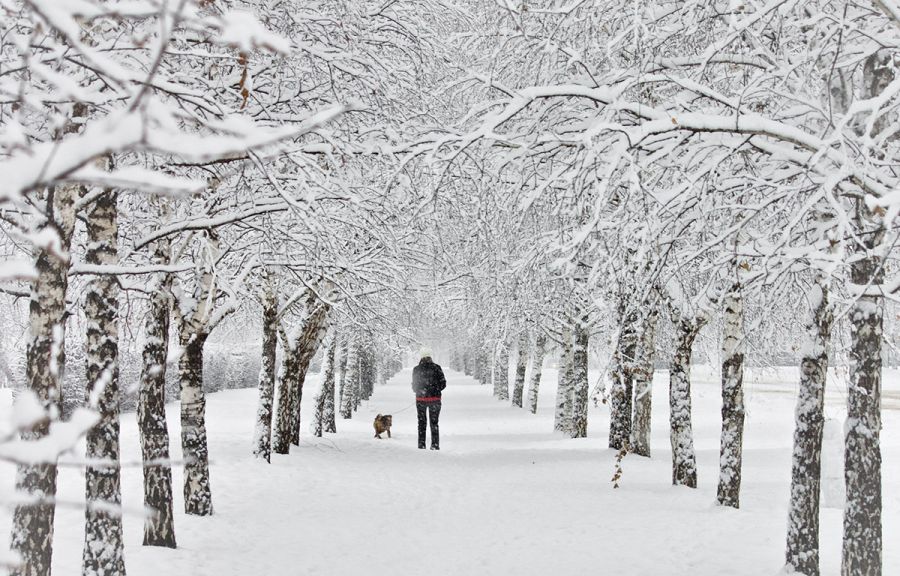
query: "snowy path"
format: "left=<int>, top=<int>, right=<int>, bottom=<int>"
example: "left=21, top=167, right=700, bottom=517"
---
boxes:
left=2, top=366, right=899, bottom=575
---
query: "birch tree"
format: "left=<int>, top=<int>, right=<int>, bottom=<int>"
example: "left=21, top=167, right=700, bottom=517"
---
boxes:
left=314, top=331, right=338, bottom=437
left=665, top=289, right=711, bottom=489
left=494, top=342, right=510, bottom=401
left=9, top=177, right=80, bottom=576
left=82, top=177, right=125, bottom=574
left=554, top=328, right=575, bottom=434
left=253, top=275, right=278, bottom=462
left=341, top=338, right=360, bottom=419
left=511, top=333, right=528, bottom=408
left=137, top=236, right=176, bottom=548
left=630, top=298, right=659, bottom=458
left=338, top=335, right=352, bottom=420
left=271, top=287, right=331, bottom=453
left=570, top=319, right=590, bottom=439
left=608, top=306, right=637, bottom=450
left=717, top=262, right=745, bottom=508
left=526, top=333, right=547, bottom=414
left=785, top=275, right=834, bottom=576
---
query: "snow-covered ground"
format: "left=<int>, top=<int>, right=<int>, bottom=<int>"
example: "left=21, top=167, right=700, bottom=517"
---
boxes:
left=1, top=365, right=898, bottom=575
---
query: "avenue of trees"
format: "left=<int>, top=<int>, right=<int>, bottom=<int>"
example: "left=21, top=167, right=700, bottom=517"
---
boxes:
left=1, top=1, right=897, bottom=576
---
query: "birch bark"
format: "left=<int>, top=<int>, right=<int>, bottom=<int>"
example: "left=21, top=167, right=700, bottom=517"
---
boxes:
left=785, top=281, right=832, bottom=576
left=82, top=184, right=126, bottom=574
left=526, top=334, right=547, bottom=414
left=252, top=277, right=278, bottom=461
left=137, top=235, right=176, bottom=547
left=511, top=333, right=528, bottom=407
left=716, top=278, right=745, bottom=508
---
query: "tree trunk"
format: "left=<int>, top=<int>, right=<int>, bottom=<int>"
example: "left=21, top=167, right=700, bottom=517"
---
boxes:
left=495, top=342, right=510, bottom=401
left=338, top=336, right=350, bottom=419
left=527, top=334, right=547, bottom=414
left=839, top=49, right=890, bottom=576
left=316, top=332, right=338, bottom=436
left=785, top=281, right=832, bottom=576
left=322, top=334, right=338, bottom=434
left=137, top=245, right=176, bottom=548
left=252, top=280, right=278, bottom=462
left=287, top=355, right=302, bottom=446
left=717, top=280, right=745, bottom=508
left=343, top=341, right=360, bottom=417
left=554, top=329, right=574, bottom=433
left=351, top=349, right=361, bottom=413
left=670, top=318, right=702, bottom=488
left=479, top=348, right=490, bottom=385
left=473, top=349, right=481, bottom=383
left=271, top=298, right=329, bottom=451
left=842, top=209, right=884, bottom=576
left=609, top=309, right=638, bottom=450
left=512, top=333, right=528, bottom=407
left=10, top=181, right=79, bottom=576
left=570, top=322, right=589, bottom=438
left=272, top=292, right=317, bottom=452
left=631, top=303, right=659, bottom=457
left=82, top=187, right=126, bottom=575
left=178, top=331, right=212, bottom=516
left=473, top=348, right=482, bottom=384
left=289, top=304, right=329, bottom=444
left=272, top=330, right=301, bottom=454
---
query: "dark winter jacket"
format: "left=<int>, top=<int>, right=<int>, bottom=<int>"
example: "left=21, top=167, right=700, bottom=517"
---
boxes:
left=412, top=358, right=446, bottom=402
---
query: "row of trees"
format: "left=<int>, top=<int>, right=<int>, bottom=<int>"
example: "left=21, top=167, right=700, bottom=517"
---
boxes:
left=2, top=1, right=897, bottom=576
left=0, top=0, right=460, bottom=574
left=409, top=2, right=899, bottom=576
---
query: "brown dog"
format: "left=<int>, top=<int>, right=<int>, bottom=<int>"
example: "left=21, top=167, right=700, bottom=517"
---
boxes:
left=373, top=414, right=392, bottom=439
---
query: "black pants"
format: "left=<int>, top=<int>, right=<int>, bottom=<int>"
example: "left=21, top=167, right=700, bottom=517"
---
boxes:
left=416, top=402, right=441, bottom=449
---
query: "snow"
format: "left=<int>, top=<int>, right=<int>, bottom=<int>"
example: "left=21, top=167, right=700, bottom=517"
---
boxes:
left=215, top=11, right=291, bottom=54
left=821, top=419, right=845, bottom=509
left=0, top=260, right=36, bottom=283
left=1, top=365, right=898, bottom=574
left=0, top=405, right=97, bottom=466
left=69, top=165, right=206, bottom=197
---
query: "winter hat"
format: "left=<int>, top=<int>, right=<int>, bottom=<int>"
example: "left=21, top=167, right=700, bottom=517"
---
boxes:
left=419, top=347, right=433, bottom=360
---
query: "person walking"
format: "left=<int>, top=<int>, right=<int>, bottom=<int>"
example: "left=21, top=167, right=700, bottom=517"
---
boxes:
left=412, top=348, right=446, bottom=450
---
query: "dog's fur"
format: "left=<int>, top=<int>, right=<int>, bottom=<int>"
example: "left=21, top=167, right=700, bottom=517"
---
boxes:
left=373, top=414, right=393, bottom=439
